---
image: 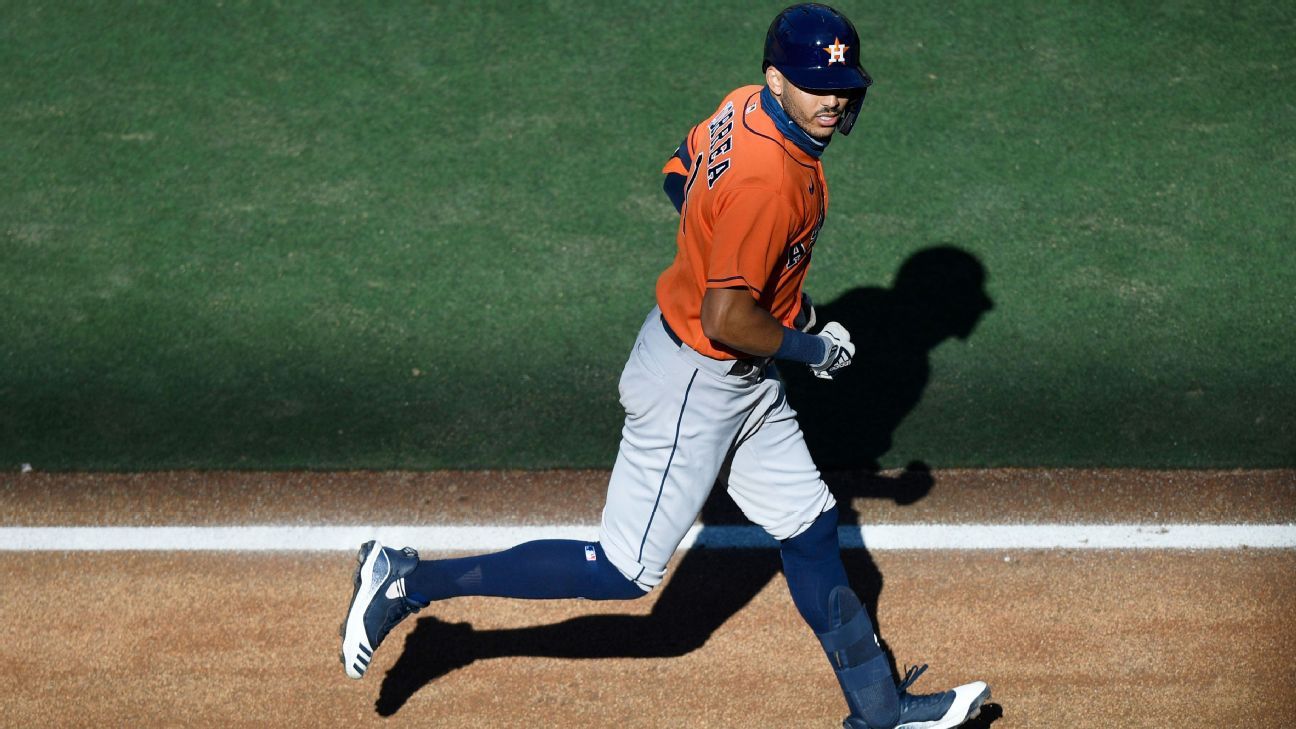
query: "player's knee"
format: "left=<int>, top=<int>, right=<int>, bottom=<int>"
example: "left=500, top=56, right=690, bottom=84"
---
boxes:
left=620, top=579, right=653, bottom=600
left=592, top=562, right=650, bottom=600
left=588, top=542, right=652, bottom=600
left=780, top=505, right=840, bottom=562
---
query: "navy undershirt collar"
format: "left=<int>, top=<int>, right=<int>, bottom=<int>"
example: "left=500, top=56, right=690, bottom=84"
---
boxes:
left=760, top=85, right=828, bottom=159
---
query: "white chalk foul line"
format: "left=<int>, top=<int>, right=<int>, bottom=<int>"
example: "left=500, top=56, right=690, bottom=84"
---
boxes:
left=0, top=524, right=1293, bottom=551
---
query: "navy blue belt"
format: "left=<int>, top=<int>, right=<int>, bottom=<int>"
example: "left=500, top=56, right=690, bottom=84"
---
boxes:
left=659, top=314, right=767, bottom=377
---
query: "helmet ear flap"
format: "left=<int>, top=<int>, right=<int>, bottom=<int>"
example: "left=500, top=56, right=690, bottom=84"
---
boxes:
left=837, top=90, right=866, bottom=136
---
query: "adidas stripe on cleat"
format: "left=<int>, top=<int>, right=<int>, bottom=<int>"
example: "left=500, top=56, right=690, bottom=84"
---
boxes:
left=338, top=540, right=425, bottom=680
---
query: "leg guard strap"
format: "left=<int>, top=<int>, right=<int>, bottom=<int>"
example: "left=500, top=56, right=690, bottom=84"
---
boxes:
left=818, top=586, right=898, bottom=728
left=817, top=599, right=877, bottom=655
left=816, top=585, right=885, bottom=668
left=836, top=652, right=894, bottom=692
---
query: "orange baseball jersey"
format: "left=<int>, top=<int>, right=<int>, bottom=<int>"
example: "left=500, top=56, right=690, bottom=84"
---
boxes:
left=657, top=85, right=827, bottom=360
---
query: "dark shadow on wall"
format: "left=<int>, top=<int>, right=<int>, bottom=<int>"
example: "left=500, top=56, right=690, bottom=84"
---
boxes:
left=375, top=246, right=997, bottom=722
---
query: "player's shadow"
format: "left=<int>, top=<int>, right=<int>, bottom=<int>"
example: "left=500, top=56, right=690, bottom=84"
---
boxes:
left=376, top=246, right=996, bottom=722
left=782, top=244, right=995, bottom=471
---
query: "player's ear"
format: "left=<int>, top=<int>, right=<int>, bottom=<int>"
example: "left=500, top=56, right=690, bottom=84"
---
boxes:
left=765, top=65, right=784, bottom=95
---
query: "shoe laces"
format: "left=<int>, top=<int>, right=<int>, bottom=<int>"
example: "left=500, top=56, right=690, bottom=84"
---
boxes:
left=897, top=663, right=929, bottom=693
left=374, top=548, right=424, bottom=642
left=376, top=595, right=422, bottom=643
left=896, top=663, right=953, bottom=716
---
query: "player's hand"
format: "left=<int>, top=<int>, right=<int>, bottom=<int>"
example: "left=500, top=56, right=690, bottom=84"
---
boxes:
left=793, top=292, right=817, bottom=332
left=810, top=321, right=854, bottom=380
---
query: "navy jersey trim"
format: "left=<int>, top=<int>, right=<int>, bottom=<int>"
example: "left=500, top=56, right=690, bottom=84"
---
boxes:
left=663, top=136, right=694, bottom=213
left=707, top=277, right=759, bottom=301
left=664, top=173, right=686, bottom=213
left=707, top=275, right=755, bottom=288
left=674, top=136, right=693, bottom=170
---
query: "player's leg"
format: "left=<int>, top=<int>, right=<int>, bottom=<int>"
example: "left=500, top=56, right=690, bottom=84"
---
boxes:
left=339, top=312, right=666, bottom=679
left=722, top=383, right=897, bottom=725
left=341, top=542, right=641, bottom=680
left=340, top=308, right=751, bottom=678
left=727, top=380, right=990, bottom=727
left=400, top=539, right=643, bottom=603
left=403, top=307, right=745, bottom=601
left=597, top=308, right=761, bottom=590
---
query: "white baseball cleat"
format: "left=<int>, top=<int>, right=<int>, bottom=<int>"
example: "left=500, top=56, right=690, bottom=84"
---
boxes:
left=843, top=664, right=991, bottom=729
left=338, top=540, right=425, bottom=679
left=895, top=679, right=991, bottom=729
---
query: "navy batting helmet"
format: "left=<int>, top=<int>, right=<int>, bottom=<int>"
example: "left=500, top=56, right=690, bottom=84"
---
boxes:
left=763, top=3, right=872, bottom=134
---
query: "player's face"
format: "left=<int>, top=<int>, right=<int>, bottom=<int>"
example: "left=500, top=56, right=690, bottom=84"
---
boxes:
left=768, top=69, right=858, bottom=140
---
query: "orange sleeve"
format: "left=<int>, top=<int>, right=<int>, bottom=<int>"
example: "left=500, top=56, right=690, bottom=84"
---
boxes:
left=705, top=186, right=795, bottom=297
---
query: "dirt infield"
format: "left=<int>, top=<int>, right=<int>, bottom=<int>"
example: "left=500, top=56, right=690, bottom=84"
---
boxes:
left=1, top=469, right=1293, bottom=728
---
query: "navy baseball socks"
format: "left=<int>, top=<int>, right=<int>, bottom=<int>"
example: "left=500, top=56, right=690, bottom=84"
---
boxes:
left=780, top=508, right=991, bottom=728
left=778, top=509, right=899, bottom=727
left=340, top=538, right=644, bottom=678
left=401, top=539, right=646, bottom=602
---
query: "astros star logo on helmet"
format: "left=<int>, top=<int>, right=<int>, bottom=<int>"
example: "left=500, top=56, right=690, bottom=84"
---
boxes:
left=824, top=37, right=848, bottom=65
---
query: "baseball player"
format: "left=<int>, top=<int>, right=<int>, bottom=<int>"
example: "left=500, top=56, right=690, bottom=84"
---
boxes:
left=340, top=5, right=989, bottom=727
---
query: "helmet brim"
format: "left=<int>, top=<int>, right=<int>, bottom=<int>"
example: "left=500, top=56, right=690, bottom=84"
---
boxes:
left=777, top=63, right=872, bottom=92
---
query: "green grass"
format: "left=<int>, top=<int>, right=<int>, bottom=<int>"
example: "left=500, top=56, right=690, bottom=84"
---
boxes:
left=2, top=1, right=1293, bottom=469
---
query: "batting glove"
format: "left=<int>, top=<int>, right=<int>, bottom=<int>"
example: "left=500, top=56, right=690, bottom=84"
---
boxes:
left=810, top=321, right=854, bottom=380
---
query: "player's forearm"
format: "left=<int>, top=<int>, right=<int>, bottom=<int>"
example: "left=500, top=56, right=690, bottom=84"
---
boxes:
left=700, top=287, right=784, bottom=357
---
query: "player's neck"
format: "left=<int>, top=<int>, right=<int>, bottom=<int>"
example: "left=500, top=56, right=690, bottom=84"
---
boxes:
left=760, top=85, right=829, bottom=159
